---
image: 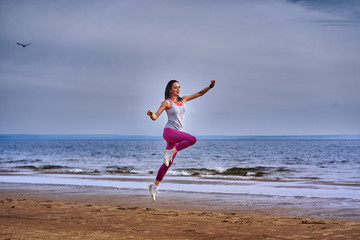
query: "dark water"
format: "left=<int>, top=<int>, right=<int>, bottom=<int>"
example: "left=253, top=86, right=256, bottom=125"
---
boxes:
left=1, top=139, right=359, bottom=184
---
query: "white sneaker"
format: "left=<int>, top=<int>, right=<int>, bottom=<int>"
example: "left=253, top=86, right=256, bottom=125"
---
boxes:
left=148, top=184, right=158, bottom=202
left=163, top=150, right=173, bottom=167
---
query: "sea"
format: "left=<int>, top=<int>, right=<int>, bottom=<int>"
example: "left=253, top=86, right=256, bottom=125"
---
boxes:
left=1, top=135, right=360, bottom=220
left=0, top=135, right=359, bottom=185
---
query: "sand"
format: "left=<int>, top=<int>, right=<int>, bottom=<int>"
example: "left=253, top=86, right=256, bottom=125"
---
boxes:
left=1, top=182, right=360, bottom=239
left=1, top=198, right=360, bottom=240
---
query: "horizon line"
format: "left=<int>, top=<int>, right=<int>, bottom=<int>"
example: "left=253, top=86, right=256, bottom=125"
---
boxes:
left=0, top=134, right=359, bottom=140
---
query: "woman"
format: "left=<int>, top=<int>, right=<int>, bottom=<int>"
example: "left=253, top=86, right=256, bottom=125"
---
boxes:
left=147, top=79, right=216, bottom=201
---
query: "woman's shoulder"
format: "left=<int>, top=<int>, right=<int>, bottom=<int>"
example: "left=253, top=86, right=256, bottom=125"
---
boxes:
left=162, top=99, right=171, bottom=104
left=161, top=99, right=172, bottom=108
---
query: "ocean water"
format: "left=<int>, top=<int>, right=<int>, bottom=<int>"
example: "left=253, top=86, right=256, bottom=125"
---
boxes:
left=1, top=138, right=359, bottom=185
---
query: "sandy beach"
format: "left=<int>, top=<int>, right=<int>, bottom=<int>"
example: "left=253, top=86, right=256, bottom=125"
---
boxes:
left=1, top=179, right=360, bottom=240
left=2, top=198, right=360, bottom=240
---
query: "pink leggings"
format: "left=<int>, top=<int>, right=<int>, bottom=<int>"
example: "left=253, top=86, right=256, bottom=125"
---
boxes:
left=156, top=128, right=197, bottom=181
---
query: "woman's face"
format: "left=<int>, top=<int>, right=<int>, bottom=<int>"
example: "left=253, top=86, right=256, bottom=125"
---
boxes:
left=170, top=82, right=181, bottom=98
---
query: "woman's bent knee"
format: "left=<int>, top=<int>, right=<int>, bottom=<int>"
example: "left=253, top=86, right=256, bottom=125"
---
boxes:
left=190, top=136, right=197, bottom=145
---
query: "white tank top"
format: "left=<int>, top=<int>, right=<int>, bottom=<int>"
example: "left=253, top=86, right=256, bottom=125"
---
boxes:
left=164, top=98, right=186, bottom=131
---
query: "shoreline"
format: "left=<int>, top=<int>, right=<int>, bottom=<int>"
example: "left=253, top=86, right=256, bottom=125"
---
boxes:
left=1, top=172, right=360, bottom=221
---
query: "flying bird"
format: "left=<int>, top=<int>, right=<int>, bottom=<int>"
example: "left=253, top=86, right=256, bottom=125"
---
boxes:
left=17, top=42, right=31, bottom=47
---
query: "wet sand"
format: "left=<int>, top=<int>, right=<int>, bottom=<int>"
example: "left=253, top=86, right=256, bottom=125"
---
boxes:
left=1, top=182, right=360, bottom=239
left=1, top=172, right=360, bottom=221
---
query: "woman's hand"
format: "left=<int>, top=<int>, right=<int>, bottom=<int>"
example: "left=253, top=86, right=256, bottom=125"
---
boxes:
left=147, top=110, right=153, bottom=116
left=210, top=80, right=216, bottom=88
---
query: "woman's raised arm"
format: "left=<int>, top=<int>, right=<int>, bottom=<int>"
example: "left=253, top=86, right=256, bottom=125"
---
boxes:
left=182, top=80, right=216, bottom=103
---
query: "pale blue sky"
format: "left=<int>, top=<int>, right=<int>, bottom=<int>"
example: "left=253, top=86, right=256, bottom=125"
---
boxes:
left=1, top=0, right=359, bottom=136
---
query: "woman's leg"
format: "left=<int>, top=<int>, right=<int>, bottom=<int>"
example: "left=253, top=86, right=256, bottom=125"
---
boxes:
left=155, top=128, right=196, bottom=183
left=163, top=128, right=197, bottom=152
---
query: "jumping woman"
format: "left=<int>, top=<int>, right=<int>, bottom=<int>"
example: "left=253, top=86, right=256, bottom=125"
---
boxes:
left=147, top=79, right=216, bottom=201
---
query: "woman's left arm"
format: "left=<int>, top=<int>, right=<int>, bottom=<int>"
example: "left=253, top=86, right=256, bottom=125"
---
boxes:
left=182, top=80, right=216, bottom=102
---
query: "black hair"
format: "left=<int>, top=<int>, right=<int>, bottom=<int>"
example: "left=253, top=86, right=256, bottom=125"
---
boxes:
left=164, top=80, right=182, bottom=101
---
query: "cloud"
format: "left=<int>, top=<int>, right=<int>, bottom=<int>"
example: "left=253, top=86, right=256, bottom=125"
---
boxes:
left=0, top=0, right=359, bottom=135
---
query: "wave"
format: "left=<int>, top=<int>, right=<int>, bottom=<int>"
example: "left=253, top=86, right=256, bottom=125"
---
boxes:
left=13, top=165, right=101, bottom=174
left=68, top=169, right=100, bottom=174
left=15, top=165, right=67, bottom=170
left=2, top=159, right=42, bottom=164
left=171, top=166, right=289, bottom=177
left=11, top=165, right=292, bottom=178
left=105, top=165, right=136, bottom=174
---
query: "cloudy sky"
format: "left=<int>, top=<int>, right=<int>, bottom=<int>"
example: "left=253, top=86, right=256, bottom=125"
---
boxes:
left=1, top=0, right=359, bottom=136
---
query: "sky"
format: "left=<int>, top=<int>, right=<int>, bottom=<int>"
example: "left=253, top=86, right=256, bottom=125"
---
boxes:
left=0, top=0, right=359, bottom=136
